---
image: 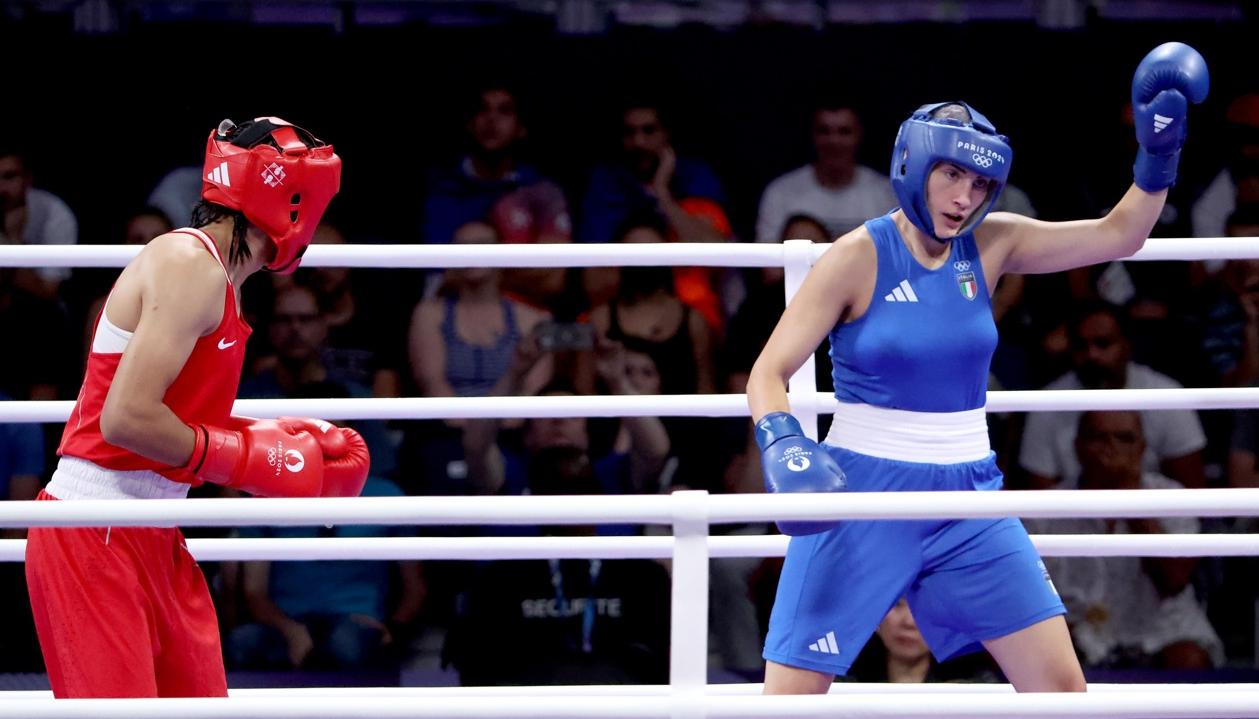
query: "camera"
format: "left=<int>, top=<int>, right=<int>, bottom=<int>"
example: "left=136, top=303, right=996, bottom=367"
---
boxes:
left=534, top=321, right=595, bottom=352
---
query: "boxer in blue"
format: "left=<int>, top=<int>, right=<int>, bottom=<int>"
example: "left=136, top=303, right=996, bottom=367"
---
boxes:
left=747, top=42, right=1209, bottom=693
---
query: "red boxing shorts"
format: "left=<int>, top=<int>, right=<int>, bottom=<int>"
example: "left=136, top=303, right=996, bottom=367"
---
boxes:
left=25, top=490, right=227, bottom=697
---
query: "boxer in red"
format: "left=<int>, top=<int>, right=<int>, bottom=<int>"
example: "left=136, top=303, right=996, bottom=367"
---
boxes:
left=26, top=117, right=370, bottom=697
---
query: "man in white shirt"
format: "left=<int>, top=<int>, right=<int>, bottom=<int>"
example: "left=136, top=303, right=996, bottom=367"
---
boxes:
left=0, top=149, right=78, bottom=297
left=754, top=100, right=895, bottom=243
left=1019, top=301, right=1206, bottom=489
left=1024, top=411, right=1223, bottom=669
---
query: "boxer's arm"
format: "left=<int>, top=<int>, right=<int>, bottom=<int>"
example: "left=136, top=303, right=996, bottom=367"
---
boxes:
left=99, top=241, right=226, bottom=466
left=978, top=189, right=1167, bottom=277
left=747, top=229, right=873, bottom=421
left=983, top=43, right=1208, bottom=278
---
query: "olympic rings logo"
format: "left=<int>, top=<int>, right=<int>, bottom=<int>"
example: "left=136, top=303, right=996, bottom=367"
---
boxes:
left=954, top=260, right=971, bottom=272
left=972, top=154, right=993, bottom=168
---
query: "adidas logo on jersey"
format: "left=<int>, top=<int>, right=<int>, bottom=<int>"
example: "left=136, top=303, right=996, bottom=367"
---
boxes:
left=884, top=279, right=918, bottom=303
left=808, top=631, right=839, bottom=654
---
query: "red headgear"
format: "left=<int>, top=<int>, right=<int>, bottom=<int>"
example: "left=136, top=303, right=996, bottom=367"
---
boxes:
left=201, top=117, right=341, bottom=274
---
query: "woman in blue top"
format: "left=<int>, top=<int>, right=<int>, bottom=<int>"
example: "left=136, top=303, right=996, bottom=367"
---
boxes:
left=747, top=43, right=1208, bottom=694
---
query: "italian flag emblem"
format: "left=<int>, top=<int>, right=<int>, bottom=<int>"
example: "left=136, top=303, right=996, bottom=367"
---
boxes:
left=956, top=271, right=978, bottom=301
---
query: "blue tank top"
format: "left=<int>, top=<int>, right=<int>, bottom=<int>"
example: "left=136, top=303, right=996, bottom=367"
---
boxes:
left=829, top=213, right=997, bottom=412
left=442, top=297, right=520, bottom=397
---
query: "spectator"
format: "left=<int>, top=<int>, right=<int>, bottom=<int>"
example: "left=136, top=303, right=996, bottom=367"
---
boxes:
left=727, top=214, right=830, bottom=384
left=1192, top=92, right=1259, bottom=241
left=587, top=217, right=717, bottom=395
left=754, top=99, right=894, bottom=243
left=0, top=391, right=44, bottom=673
left=1191, top=206, right=1259, bottom=388
left=284, top=223, right=407, bottom=398
left=0, top=390, right=43, bottom=512
left=226, top=476, right=425, bottom=672
left=241, top=284, right=397, bottom=477
left=146, top=165, right=202, bottom=227
left=1018, top=301, right=1207, bottom=489
left=1024, top=411, right=1223, bottom=670
left=490, top=178, right=574, bottom=312
left=1227, top=341, right=1259, bottom=488
left=0, top=266, right=75, bottom=401
left=463, top=375, right=670, bottom=506
left=422, top=84, right=568, bottom=247
left=579, top=100, right=727, bottom=246
left=846, top=598, right=999, bottom=683
left=0, top=146, right=78, bottom=298
left=443, top=445, right=671, bottom=685
left=77, top=207, right=174, bottom=355
left=580, top=103, right=734, bottom=329
left=408, top=219, right=553, bottom=401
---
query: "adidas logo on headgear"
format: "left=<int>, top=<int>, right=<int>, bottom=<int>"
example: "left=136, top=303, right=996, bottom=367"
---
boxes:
left=206, top=161, right=231, bottom=187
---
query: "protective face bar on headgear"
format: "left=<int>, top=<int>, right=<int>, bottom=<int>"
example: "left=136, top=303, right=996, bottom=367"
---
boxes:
left=201, top=117, right=341, bottom=274
left=889, top=101, right=1012, bottom=240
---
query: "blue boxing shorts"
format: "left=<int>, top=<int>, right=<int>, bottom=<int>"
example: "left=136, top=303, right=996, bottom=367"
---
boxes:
left=763, top=445, right=1064, bottom=675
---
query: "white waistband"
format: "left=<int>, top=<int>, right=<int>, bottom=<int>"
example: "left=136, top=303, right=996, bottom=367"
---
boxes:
left=47, top=456, right=191, bottom=500
left=824, top=402, right=990, bottom=463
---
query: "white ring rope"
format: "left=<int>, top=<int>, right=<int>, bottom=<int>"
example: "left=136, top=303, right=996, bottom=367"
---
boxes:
left=0, top=534, right=1254, bottom=562
left=6, top=387, right=1259, bottom=423
left=3, top=683, right=1256, bottom=699
left=0, top=691, right=1258, bottom=718
left=0, top=237, right=1254, bottom=268
left=2, top=489, right=1258, bottom=529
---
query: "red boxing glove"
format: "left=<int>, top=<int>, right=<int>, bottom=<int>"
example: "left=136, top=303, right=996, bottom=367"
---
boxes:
left=185, top=419, right=325, bottom=498
left=277, top=417, right=371, bottom=498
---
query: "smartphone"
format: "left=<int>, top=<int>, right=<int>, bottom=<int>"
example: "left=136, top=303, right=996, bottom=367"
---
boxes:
left=534, top=321, right=595, bottom=352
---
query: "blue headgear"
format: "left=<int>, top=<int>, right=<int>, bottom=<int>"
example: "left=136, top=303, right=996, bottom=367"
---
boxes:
left=890, top=101, right=1012, bottom=240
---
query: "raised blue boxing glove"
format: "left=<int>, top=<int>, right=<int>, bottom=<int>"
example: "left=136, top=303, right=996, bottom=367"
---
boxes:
left=754, top=412, right=847, bottom=536
left=1131, top=41, right=1209, bottom=192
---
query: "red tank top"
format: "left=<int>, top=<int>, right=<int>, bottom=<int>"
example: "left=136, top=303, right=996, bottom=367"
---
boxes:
left=59, top=228, right=253, bottom=483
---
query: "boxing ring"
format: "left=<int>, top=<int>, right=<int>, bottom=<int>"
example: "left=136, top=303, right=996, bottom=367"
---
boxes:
left=2, top=239, right=1259, bottom=717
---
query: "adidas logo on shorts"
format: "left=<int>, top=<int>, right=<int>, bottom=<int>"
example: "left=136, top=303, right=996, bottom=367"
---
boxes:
left=808, top=631, right=839, bottom=654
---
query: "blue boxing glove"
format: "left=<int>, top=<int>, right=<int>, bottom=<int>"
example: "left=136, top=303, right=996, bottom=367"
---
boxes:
left=1131, top=41, right=1209, bottom=192
left=754, top=412, right=847, bottom=536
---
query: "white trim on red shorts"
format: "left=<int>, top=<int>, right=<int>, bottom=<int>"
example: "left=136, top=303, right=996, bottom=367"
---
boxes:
left=47, top=456, right=191, bottom=500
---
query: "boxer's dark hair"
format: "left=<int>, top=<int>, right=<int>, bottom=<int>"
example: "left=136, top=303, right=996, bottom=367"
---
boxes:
left=190, top=200, right=251, bottom=266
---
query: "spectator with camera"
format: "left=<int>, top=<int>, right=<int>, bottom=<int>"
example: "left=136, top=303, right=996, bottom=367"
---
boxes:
left=409, top=219, right=554, bottom=402
left=462, top=380, right=671, bottom=507
left=587, top=215, right=716, bottom=396
left=403, top=219, right=554, bottom=496
left=461, top=341, right=671, bottom=509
